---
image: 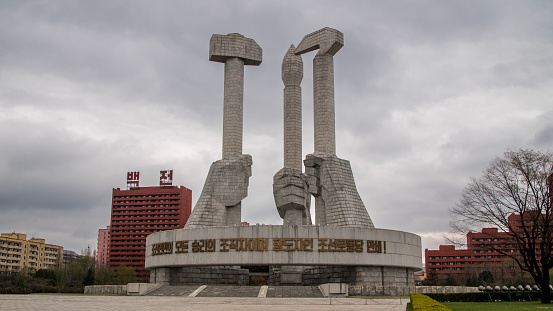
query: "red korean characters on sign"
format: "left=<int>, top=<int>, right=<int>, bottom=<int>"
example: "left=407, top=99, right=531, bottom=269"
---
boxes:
left=127, top=171, right=140, bottom=189
left=160, top=169, right=173, bottom=186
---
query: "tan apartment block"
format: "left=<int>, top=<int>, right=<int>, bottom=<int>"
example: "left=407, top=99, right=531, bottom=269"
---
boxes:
left=0, top=233, right=63, bottom=273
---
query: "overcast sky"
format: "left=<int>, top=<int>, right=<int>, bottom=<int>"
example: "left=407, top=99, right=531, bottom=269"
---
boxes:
left=1, top=1, right=552, bottom=259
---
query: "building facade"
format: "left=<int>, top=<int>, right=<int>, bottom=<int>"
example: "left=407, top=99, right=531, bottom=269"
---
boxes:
left=63, top=250, right=82, bottom=266
left=96, top=226, right=110, bottom=266
left=0, top=233, right=63, bottom=273
left=108, top=185, right=192, bottom=282
left=425, top=213, right=543, bottom=278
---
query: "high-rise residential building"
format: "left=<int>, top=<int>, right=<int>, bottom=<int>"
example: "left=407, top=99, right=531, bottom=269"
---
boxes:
left=108, top=174, right=192, bottom=282
left=96, top=226, right=110, bottom=266
left=0, top=233, right=63, bottom=273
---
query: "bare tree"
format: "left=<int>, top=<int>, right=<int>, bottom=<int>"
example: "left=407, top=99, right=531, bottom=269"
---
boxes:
left=450, top=149, right=553, bottom=303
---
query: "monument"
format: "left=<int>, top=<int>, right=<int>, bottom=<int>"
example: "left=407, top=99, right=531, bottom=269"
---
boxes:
left=184, top=33, right=260, bottom=228
left=146, top=28, right=422, bottom=294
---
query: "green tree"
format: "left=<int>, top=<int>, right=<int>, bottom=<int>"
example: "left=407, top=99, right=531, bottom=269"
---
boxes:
left=34, top=269, right=57, bottom=285
left=420, top=271, right=439, bottom=286
left=478, top=270, right=495, bottom=285
left=465, top=273, right=479, bottom=287
left=451, top=149, right=553, bottom=303
left=442, top=274, right=457, bottom=286
left=83, top=268, right=95, bottom=286
left=94, top=265, right=116, bottom=285
left=115, top=265, right=137, bottom=285
left=56, top=255, right=96, bottom=292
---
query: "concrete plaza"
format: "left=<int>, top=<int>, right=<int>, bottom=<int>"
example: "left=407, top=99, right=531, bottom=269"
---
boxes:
left=0, top=295, right=409, bottom=311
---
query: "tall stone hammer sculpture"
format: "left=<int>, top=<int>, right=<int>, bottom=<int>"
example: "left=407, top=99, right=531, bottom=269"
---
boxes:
left=185, top=33, right=262, bottom=228
left=295, top=27, right=375, bottom=228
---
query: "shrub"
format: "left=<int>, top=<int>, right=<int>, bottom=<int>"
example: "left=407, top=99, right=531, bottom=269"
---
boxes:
left=425, top=291, right=540, bottom=302
left=410, top=293, right=452, bottom=311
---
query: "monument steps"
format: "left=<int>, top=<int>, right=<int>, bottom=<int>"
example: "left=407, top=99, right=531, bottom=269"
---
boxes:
left=146, top=285, right=324, bottom=298
left=146, top=285, right=200, bottom=296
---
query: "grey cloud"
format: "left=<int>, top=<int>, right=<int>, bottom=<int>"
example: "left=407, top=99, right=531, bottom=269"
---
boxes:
left=1, top=1, right=552, bottom=255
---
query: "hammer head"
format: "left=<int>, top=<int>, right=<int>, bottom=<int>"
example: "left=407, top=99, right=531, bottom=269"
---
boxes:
left=209, top=33, right=262, bottom=66
left=295, top=27, right=344, bottom=56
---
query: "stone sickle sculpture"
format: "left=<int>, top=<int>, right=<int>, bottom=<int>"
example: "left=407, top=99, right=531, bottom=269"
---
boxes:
left=295, top=27, right=374, bottom=228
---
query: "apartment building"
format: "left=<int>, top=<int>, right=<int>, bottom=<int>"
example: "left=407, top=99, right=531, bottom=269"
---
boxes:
left=108, top=185, right=192, bottom=282
left=0, top=233, right=63, bottom=273
left=425, top=213, right=548, bottom=277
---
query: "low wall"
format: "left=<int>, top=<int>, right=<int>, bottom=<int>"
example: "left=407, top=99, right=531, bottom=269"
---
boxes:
left=84, top=285, right=127, bottom=295
left=348, top=285, right=479, bottom=296
left=349, top=285, right=414, bottom=296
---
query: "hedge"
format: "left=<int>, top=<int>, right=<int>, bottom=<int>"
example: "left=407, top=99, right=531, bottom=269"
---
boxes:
left=410, top=293, right=452, bottom=311
left=425, top=292, right=540, bottom=302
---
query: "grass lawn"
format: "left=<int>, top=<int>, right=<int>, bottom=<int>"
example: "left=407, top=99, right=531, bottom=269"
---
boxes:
left=444, top=301, right=553, bottom=311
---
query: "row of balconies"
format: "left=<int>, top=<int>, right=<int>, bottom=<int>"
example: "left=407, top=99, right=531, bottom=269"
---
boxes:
left=110, top=229, right=157, bottom=233
left=111, top=239, right=146, bottom=245
left=428, top=262, right=472, bottom=266
left=114, top=198, right=180, bottom=203
left=111, top=220, right=179, bottom=225
left=427, top=256, right=471, bottom=260
left=110, top=250, right=144, bottom=254
left=109, top=243, right=144, bottom=248
left=0, top=241, right=22, bottom=247
left=110, top=234, right=147, bottom=238
left=109, top=239, right=144, bottom=243
left=0, top=253, right=21, bottom=258
left=112, top=208, right=180, bottom=212
left=111, top=213, right=180, bottom=218
left=113, top=194, right=181, bottom=199
left=471, top=237, right=512, bottom=242
left=0, top=247, right=22, bottom=253
left=111, top=222, right=178, bottom=226
left=112, top=211, right=180, bottom=216
left=109, top=257, right=144, bottom=261
left=111, top=225, right=178, bottom=230
left=113, top=201, right=180, bottom=206
left=113, top=205, right=180, bottom=210
left=429, top=267, right=464, bottom=272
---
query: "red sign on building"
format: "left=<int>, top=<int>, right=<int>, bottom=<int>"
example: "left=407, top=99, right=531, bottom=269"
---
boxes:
left=160, top=169, right=173, bottom=186
left=127, top=171, right=140, bottom=189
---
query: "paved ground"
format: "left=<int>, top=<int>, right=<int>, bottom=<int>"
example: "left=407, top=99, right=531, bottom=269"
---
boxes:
left=0, top=295, right=410, bottom=311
